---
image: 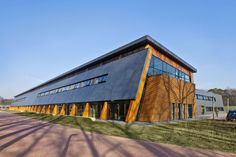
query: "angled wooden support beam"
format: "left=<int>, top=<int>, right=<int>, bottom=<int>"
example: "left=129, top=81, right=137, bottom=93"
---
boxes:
left=37, top=106, right=42, bottom=113
left=35, top=106, right=38, bottom=112
left=125, top=45, right=152, bottom=123
left=60, top=104, right=66, bottom=115
left=70, top=104, right=78, bottom=116
left=34, top=106, right=37, bottom=112
left=41, top=106, right=46, bottom=113
left=52, top=105, right=59, bottom=115
left=83, top=103, right=91, bottom=118
left=33, top=106, right=36, bottom=112
left=46, top=105, right=51, bottom=114
left=44, top=106, right=48, bottom=114
left=100, top=102, right=110, bottom=120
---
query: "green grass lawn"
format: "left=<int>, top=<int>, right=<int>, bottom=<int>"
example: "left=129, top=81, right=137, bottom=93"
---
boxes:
left=15, top=112, right=236, bottom=153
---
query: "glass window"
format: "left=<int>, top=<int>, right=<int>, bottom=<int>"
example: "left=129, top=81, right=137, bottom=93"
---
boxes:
left=185, top=74, right=190, bottom=82
left=171, top=103, right=175, bottom=120
left=148, top=68, right=154, bottom=76
left=94, top=78, right=99, bottom=84
left=162, top=62, right=167, bottom=72
left=90, top=78, right=95, bottom=85
left=148, top=56, right=191, bottom=83
left=84, top=80, right=91, bottom=86
left=101, top=75, right=108, bottom=82
left=153, top=69, right=159, bottom=75
left=98, top=76, right=107, bottom=83
left=75, top=83, right=80, bottom=88
left=37, top=74, right=108, bottom=97
left=150, top=57, right=154, bottom=67
left=49, top=90, right=54, bottom=94
left=69, top=84, right=75, bottom=90
left=154, top=57, right=162, bottom=70
left=80, top=82, right=85, bottom=87
left=175, top=69, right=179, bottom=78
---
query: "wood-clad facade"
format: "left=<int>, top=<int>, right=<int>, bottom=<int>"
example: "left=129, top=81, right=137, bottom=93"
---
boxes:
left=136, top=44, right=196, bottom=122
left=139, top=75, right=196, bottom=122
left=10, top=35, right=197, bottom=123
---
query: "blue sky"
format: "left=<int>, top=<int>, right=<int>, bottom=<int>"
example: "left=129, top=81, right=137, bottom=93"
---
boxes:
left=1, top=0, right=236, bottom=98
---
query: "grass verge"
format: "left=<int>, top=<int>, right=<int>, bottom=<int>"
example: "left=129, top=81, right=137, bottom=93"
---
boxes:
left=15, top=112, right=236, bottom=153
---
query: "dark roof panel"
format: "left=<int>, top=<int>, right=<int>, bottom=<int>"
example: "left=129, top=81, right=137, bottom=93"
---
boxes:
left=12, top=49, right=150, bottom=106
left=15, top=35, right=197, bottom=97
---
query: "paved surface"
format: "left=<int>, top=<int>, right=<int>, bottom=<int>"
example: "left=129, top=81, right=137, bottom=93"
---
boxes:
left=0, top=112, right=235, bottom=157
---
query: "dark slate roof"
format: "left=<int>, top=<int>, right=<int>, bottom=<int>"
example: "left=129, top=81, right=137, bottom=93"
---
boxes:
left=15, top=35, right=197, bottom=97
left=12, top=49, right=150, bottom=106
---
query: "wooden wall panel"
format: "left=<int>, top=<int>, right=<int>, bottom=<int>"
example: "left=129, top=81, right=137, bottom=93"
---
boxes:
left=139, top=75, right=196, bottom=122
left=125, top=44, right=195, bottom=122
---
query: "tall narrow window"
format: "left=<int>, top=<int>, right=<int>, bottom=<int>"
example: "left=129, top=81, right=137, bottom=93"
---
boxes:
left=172, top=103, right=175, bottom=120
left=182, top=104, right=186, bottom=119
left=178, top=104, right=181, bottom=120
left=188, top=104, right=193, bottom=118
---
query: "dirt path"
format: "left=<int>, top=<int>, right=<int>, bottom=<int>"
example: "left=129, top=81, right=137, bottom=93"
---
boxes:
left=0, top=111, right=235, bottom=157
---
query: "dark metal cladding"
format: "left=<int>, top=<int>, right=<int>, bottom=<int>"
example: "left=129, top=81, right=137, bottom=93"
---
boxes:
left=15, top=35, right=197, bottom=98
left=12, top=49, right=150, bottom=106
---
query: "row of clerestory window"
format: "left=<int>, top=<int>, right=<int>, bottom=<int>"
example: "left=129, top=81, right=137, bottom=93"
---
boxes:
left=38, top=74, right=108, bottom=97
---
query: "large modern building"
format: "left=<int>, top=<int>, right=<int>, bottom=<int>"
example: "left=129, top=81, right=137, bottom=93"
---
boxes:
left=196, top=89, right=224, bottom=116
left=10, top=35, right=197, bottom=122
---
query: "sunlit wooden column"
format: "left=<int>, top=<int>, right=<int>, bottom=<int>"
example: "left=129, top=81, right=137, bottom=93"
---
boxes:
left=60, top=104, right=66, bottom=115
left=83, top=103, right=91, bottom=118
left=34, top=106, right=37, bottom=112
left=125, top=45, right=152, bottom=123
left=70, top=104, right=78, bottom=116
left=36, top=106, right=40, bottom=113
left=33, top=106, right=36, bottom=112
left=52, top=105, right=59, bottom=115
left=44, top=105, right=48, bottom=113
left=100, top=102, right=110, bottom=120
left=46, top=105, right=51, bottom=114
left=41, top=105, right=46, bottom=113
